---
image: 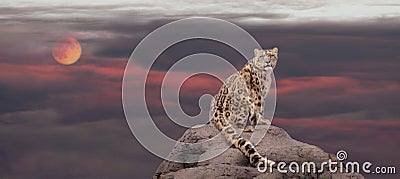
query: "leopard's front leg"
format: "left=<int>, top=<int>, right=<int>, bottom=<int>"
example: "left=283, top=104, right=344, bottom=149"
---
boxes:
left=244, top=96, right=256, bottom=132
left=252, top=95, right=270, bottom=127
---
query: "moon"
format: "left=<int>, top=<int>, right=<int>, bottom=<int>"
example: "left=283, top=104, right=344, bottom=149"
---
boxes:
left=52, top=37, right=82, bottom=65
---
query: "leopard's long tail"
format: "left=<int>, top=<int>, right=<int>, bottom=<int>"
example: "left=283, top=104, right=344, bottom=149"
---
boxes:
left=214, top=119, right=267, bottom=168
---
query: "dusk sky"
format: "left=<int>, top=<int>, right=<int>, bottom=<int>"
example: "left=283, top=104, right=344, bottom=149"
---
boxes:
left=0, top=0, right=399, bottom=178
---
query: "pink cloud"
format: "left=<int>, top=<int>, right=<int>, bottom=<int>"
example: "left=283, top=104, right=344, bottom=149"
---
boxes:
left=274, top=117, right=400, bottom=140
left=277, top=76, right=400, bottom=95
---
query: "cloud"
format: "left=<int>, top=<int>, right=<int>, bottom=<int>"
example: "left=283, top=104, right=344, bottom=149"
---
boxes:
left=277, top=76, right=399, bottom=95
left=0, top=118, right=161, bottom=178
left=2, top=0, right=400, bottom=27
left=0, top=108, right=60, bottom=125
left=275, top=117, right=400, bottom=135
left=0, top=60, right=124, bottom=124
left=275, top=76, right=400, bottom=120
left=0, top=3, right=399, bottom=178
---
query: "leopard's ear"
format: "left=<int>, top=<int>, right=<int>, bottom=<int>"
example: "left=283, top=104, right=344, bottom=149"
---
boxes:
left=254, top=48, right=261, bottom=56
left=272, top=47, right=278, bottom=56
left=266, top=47, right=279, bottom=57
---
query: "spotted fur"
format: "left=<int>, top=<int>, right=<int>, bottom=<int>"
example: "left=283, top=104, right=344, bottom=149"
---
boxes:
left=210, top=47, right=278, bottom=167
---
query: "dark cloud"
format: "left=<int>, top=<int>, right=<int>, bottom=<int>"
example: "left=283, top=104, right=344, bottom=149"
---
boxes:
left=179, top=74, right=222, bottom=116
left=0, top=83, right=47, bottom=113
left=80, top=19, right=400, bottom=80
left=151, top=39, right=248, bottom=71
left=93, top=44, right=133, bottom=58
left=0, top=118, right=161, bottom=178
left=60, top=103, right=124, bottom=124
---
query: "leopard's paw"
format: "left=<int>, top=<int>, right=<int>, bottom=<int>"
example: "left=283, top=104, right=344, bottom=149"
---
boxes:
left=243, top=125, right=254, bottom=132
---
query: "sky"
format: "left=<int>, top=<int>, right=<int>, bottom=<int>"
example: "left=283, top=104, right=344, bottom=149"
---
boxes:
left=0, top=0, right=399, bottom=178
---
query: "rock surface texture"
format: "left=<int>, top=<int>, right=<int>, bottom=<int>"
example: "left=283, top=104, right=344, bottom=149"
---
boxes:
left=153, top=125, right=364, bottom=179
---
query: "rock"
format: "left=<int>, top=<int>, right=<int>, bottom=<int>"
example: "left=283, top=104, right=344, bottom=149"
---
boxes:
left=153, top=125, right=364, bottom=179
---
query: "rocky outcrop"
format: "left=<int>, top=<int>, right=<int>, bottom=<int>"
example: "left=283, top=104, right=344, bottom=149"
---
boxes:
left=153, top=125, right=364, bottom=179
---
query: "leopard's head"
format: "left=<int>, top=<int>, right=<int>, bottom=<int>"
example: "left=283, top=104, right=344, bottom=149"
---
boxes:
left=253, top=47, right=279, bottom=70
